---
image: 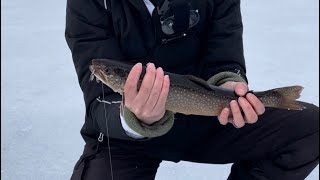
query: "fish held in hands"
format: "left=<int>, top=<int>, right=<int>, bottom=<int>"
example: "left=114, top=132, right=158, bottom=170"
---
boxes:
left=89, top=59, right=305, bottom=116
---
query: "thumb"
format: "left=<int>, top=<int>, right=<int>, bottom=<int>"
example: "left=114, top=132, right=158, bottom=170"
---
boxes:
left=220, top=81, right=237, bottom=90
left=234, top=82, right=248, bottom=96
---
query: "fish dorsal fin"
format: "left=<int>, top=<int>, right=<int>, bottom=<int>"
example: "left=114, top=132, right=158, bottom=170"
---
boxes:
left=183, top=75, right=213, bottom=90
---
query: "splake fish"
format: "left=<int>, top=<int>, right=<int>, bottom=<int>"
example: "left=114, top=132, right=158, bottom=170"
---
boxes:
left=89, top=59, right=305, bottom=116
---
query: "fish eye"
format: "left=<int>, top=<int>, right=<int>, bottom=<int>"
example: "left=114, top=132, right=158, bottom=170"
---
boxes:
left=104, top=68, right=113, bottom=74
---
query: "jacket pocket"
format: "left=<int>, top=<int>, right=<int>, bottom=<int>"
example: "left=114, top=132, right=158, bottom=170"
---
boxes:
left=70, top=154, right=87, bottom=180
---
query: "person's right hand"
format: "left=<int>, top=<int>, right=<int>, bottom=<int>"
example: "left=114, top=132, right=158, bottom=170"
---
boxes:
left=217, top=81, right=265, bottom=128
left=124, top=63, right=170, bottom=125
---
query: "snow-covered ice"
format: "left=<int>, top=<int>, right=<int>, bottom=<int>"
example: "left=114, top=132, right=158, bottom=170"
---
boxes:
left=2, top=0, right=318, bottom=179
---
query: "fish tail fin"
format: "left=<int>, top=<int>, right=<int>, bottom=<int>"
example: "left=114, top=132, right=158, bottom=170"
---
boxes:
left=254, top=85, right=305, bottom=110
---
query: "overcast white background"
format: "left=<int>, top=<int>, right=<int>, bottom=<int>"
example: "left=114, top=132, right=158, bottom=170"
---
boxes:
left=2, top=0, right=319, bottom=179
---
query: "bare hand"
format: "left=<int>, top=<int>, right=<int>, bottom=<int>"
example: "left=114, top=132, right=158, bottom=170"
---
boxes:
left=218, top=81, right=265, bottom=128
left=124, top=63, right=170, bottom=125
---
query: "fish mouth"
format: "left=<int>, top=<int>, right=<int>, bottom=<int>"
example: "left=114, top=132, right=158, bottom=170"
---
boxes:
left=90, top=59, right=108, bottom=75
left=89, top=63, right=108, bottom=83
left=89, top=65, right=96, bottom=73
left=89, top=65, right=96, bottom=81
left=90, top=59, right=132, bottom=84
left=91, top=60, right=106, bottom=70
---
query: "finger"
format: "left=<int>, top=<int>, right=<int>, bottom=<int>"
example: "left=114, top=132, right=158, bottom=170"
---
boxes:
left=218, top=108, right=230, bottom=125
left=246, top=93, right=266, bottom=115
left=226, top=115, right=238, bottom=127
left=238, top=97, right=258, bottom=124
left=134, top=63, right=157, bottom=109
left=145, top=67, right=164, bottom=111
left=124, top=63, right=142, bottom=105
left=225, top=115, right=238, bottom=128
left=234, top=82, right=248, bottom=97
left=230, top=100, right=245, bottom=128
left=153, top=75, right=170, bottom=112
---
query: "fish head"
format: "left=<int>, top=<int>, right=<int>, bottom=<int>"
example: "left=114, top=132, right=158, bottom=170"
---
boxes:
left=90, top=59, right=130, bottom=93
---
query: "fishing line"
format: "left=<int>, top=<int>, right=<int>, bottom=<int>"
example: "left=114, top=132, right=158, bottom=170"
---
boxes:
left=101, top=82, right=114, bottom=180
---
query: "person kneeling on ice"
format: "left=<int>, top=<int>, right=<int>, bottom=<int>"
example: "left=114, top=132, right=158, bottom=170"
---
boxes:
left=65, top=0, right=319, bottom=179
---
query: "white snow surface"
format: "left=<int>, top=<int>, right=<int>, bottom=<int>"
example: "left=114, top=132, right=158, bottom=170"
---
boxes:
left=1, top=0, right=319, bottom=179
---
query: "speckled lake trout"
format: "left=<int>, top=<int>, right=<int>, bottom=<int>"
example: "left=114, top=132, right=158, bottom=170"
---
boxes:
left=89, top=59, right=305, bottom=116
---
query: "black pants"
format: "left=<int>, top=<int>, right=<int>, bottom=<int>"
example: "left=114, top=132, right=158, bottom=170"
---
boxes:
left=71, top=102, right=319, bottom=180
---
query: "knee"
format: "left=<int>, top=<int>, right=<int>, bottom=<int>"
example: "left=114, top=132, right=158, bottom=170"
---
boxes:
left=270, top=102, right=319, bottom=170
left=278, top=102, right=319, bottom=145
left=274, top=103, right=319, bottom=169
left=300, top=102, right=319, bottom=133
left=294, top=102, right=319, bottom=155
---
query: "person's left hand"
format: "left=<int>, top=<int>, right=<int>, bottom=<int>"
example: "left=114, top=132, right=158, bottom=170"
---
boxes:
left=218, top=81, right=265, bottom=128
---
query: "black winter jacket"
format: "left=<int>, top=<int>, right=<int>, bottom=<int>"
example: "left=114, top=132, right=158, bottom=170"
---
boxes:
left=65, top=0, right=247, bottom=144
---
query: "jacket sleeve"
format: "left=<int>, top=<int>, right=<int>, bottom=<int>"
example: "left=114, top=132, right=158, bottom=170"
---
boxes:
left=65, top=0, right=138, bottom=140
left=200, top=0, right=248, bottom=84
